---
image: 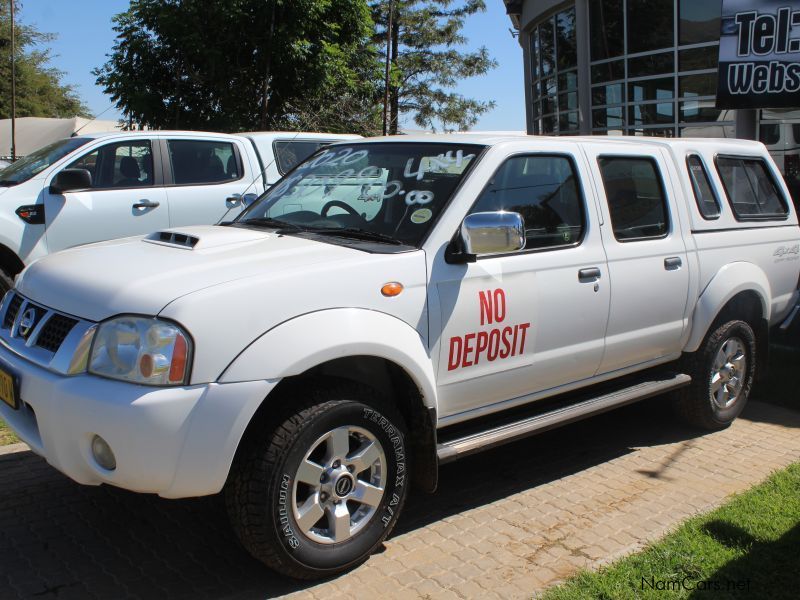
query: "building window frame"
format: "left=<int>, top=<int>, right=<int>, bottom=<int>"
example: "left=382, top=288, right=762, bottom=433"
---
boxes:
left=529, top=4, right=579, bottom=136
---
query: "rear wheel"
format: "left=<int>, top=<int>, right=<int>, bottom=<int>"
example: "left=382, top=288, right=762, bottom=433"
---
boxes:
left=674, top=319, right=756, bottom=430
left=225, top=385, right=409, bottom=579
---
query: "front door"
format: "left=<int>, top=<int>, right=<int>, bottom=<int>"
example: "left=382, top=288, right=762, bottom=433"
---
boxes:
left=43, top=138, right=169, bottom=253
left=582, top=145, right=690, bottom=374
left=432, top=150, right=610, bottom=420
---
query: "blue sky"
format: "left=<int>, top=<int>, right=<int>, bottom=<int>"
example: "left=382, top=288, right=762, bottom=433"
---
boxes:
left=24, top=0, right=525, bottom=132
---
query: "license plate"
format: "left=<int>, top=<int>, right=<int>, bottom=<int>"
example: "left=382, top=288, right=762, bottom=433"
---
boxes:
left=0, top=365, right=18, bottom=410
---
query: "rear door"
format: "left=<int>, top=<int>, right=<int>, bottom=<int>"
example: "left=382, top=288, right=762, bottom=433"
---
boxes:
left=43, top=137, right=169, bottom=252
left=582, top=145, right=690, bottom=374
left=160, top=136, right=255, bottom=226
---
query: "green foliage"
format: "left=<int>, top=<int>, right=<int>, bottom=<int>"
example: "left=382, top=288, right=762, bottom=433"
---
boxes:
left=371, top=0, right=497, bottom=133
left=95, top=0, right=383, bottom=135
left=0, top=418, right=18, bottom=446
left=544, top=462, right=800, bottom=599
left=0, top=2, right=90, bottom=119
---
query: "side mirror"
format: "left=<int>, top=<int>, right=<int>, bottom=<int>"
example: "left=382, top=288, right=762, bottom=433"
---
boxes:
left=50, top=169, right=92, bottom=194
left=447, top=211, right=525, bottom=263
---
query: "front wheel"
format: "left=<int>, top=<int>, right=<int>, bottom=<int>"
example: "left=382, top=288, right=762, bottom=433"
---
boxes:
left=674, top=319, right=756, bottom=430
left=225, top=389, right=409, bottom=579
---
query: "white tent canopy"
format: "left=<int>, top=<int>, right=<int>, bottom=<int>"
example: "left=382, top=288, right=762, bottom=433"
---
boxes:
left=0, top=117, right=123, bottom=157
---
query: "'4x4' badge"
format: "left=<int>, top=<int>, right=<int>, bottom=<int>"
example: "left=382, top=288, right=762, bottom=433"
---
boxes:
left=774, top=245, right=800, bottom=257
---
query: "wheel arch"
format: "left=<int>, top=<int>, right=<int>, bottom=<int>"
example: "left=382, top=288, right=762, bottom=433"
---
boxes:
left=221, top=309, right=440, bottom=493
left=685, top=262, right=770, bottom=354
left=0, top=241, right=24, bottom=279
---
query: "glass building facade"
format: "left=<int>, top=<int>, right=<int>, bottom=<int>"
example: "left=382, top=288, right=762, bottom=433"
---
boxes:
left=514, top=0, right=799, bottom=201
left=528, top=0, right=729, bottom=137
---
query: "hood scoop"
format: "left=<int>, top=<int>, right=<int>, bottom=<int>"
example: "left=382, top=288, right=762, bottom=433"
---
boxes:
left=142, top=225, right=272, bottom=251
left=147, top=231, right=200, bottom=249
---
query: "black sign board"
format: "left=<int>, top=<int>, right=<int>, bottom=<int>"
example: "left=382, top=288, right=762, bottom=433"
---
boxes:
left=717, top=0, right=800, bottom=109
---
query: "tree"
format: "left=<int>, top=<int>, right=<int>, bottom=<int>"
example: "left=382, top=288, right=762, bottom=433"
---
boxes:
left=372, top=0, right=496, bottom=133
left=95, top=0, right=383, bottom=135
left=0, top=2, right=90, bottom=119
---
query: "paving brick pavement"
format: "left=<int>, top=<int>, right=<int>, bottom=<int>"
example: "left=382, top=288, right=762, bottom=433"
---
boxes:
left=1, top=397, right=799, bottom=600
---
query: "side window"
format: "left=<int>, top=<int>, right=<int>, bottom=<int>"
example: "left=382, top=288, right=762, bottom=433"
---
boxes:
left=470, top=155, right=585, bottom=250
left=597, top=156, right=669, bottom=241
left=686, top=155, right=720, bottom=219
left=274, top=140, right=329, bottom=174
left=167, top=140, right=240, bottom=185
left=716, top=156, right=788, bottom=220
left=67, top=141, right=154, bottom=189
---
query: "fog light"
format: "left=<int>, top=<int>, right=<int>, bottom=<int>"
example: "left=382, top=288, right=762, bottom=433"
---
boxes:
left=91, top=435, right=116, bottom=471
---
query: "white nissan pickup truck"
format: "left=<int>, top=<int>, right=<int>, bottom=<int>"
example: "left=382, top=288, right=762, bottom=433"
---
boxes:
left=0, top=130, right=359, bottom=293
left=0, top=135, right=798, bottom=579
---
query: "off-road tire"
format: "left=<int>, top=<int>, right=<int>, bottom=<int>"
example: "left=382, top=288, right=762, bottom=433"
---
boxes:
left=674, top=319, right=756, bottom=430
left=225, top=383, right=409, bottom=580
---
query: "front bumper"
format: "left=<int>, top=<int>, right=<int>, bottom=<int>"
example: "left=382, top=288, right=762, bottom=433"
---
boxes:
left=0, top=343, right=276, bottom=498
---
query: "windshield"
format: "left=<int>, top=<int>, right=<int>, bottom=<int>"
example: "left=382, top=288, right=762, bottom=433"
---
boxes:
left=0, top=137, right=91, bottom=185
left=236, top=142, right=483, bottom=247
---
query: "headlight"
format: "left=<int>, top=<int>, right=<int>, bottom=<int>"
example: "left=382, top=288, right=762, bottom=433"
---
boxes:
left=89, top=316, right=192, bottom=385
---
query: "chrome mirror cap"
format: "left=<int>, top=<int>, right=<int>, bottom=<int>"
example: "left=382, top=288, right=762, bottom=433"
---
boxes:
left=460, top=211, right=525, bottom=257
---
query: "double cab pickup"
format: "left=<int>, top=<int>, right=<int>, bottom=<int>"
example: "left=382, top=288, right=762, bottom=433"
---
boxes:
left=0, top=135, right=798, bottom=579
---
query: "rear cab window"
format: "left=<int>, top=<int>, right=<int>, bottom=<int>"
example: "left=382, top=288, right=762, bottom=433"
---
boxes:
left=715, top=156, right=789, bottom=221
left=597, top=156, right=670, bottom=241
left=686, top=154, right=720, bottom=220
left=274, top=140, right=333, bottom=175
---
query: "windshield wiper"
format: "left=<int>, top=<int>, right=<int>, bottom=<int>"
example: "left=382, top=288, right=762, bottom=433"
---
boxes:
left=0, top=180, right=18, bottom=187
left=305, top=227, right=405, bottom=246
left=236, top=217, right=303, bottom=233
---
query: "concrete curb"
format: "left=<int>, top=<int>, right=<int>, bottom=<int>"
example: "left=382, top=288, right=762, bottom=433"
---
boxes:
left=0, top=442, right=29, bottom=456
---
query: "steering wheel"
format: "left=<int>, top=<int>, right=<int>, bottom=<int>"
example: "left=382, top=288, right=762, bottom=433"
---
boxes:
left=320, top=200, right=365, bottom=222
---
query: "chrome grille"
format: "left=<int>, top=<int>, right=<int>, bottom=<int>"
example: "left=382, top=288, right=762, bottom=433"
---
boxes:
left=0, top=291, right=95, bottom=375
left=35, top=314, right=78, bottom=353
left=3, top=293, right=22, bottom=329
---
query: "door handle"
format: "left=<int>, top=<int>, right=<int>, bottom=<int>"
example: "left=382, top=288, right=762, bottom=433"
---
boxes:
left=578, top=267, right=601, bottom=282
left=133, top=200, right=160, bottom=210
left=226, top=194, right=242, bottom=207
left=664, top=257, right=682, bottom=270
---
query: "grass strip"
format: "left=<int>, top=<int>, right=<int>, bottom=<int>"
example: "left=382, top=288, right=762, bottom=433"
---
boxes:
left=0, top=418, right=19, bottom=446
left=543, top=462, right=800, bottom=599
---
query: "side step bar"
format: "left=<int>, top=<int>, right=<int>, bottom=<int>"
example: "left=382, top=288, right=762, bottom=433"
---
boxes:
left=437, top=372, right=691, bottom=464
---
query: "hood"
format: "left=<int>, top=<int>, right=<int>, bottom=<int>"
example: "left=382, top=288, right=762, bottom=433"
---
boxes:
left=16, top=225, right=362, bottom=322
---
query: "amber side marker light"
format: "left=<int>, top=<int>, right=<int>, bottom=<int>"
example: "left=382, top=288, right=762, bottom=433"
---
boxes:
left=381, top=282, right=404, bottom=297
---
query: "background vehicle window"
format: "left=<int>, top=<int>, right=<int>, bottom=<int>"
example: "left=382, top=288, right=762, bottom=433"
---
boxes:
left=758, top=124, right=781, bottom=146
left=716, top=157, right=788, bottom=219
left=686, top=155, right=720, bottom=219
left=274, top=140, right=331, bottom=174
left=67, top=141, right=153, bottom=189
left=168, top=140, right=240, bottom=184
left=0, top=138, right=90, bottom=185
left=469, top=155, right=585, bottom=250
left=598, top=156, right=669, bottom=241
